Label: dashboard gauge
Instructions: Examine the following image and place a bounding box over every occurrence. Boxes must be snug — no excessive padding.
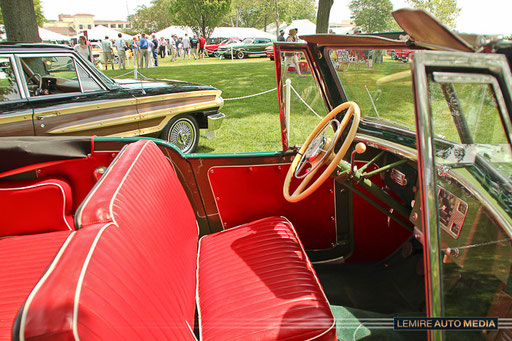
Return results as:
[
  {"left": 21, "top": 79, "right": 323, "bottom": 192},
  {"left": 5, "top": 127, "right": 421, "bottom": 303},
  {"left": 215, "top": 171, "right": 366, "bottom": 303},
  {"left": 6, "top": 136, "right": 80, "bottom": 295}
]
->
[{"left": 438, "top": 187, "right": 469, "bottom": 239}]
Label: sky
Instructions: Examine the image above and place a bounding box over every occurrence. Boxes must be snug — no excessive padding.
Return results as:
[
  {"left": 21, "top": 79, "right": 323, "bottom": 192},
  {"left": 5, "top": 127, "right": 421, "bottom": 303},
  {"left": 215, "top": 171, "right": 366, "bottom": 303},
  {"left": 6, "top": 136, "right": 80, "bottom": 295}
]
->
[{"left": 41, "top": 0, "right": 511, "bottom": 35}]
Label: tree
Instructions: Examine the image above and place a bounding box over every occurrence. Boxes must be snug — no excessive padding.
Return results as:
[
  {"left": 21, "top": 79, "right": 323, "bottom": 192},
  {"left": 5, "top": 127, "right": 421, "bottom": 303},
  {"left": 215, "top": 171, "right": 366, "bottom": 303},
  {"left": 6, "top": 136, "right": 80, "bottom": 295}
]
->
[
  {"left": 171, "top": 0, "right": 231, "bottom": 38},
  {"left": 287, "top": 0, "right": 316, "bottom": 22},
  {"left": 316, "top": 0, "right": 333, "bottom": 33},
  {"left": 128, "top": 0, "right": 175, "bottom": 34},
  {"left": 406, "top": 0, "right": 460, "bottom": 29},
  {"left": 0, "top": 0, "right": 41, "bottom": 42},
  {"left": 349, "top": 0, "right": 393, "bottom": 33},
  {"left": 223, "top": 0, "right": 316, "bottom": 32},
  {"left": 0, "top": 0, "right": 45, "bottom": 26}
]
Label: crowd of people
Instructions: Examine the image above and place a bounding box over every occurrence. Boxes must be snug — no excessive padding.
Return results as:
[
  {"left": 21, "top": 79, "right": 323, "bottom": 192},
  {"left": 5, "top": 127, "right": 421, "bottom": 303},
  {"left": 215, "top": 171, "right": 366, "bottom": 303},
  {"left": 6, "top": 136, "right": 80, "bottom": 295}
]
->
[{"left": 73, "top": 32, "right": 208, "bottom": 70}]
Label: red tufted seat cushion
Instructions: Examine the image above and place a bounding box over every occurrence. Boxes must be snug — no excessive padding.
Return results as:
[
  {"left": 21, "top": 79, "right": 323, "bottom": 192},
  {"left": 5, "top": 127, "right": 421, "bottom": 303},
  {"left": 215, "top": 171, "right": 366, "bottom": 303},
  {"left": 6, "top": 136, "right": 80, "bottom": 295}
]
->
[
  {"left": 0, "top": 178, "right": 74, "bottom": 237},
  {"left": 0, "top": 231, "right": 72, "bottom": 340},
  {"left": 198, "top": 216, "right": 336, "bottom": 341}
]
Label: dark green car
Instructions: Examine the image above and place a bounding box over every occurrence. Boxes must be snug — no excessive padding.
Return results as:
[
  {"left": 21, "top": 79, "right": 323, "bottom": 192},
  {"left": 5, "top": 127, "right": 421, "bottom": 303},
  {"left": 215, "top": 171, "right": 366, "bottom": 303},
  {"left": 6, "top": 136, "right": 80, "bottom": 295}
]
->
[{"left": 217, "top": 37, "right": 275, "bottom": 59}]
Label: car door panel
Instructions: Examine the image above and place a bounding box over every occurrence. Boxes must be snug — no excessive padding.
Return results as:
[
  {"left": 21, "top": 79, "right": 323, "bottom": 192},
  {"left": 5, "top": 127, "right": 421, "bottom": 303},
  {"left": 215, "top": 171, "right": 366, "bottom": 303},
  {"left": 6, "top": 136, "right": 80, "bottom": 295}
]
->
[
  {"left": 0, "top": 102, "right": 34, "bottom": 136},
  {"left": 188, "top": 153, "right": 337, "bottom": 250},
  {"left": 31, "top": 92, "right": 141, "bottom": 137}
]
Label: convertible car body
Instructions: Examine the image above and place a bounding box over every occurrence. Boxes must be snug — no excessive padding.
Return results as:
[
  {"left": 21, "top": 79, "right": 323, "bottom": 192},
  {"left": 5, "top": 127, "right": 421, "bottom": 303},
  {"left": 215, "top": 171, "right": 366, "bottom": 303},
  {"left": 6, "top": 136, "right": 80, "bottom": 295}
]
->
[{"left": 1, "top": 9, "right": 512, "bottom": 341}]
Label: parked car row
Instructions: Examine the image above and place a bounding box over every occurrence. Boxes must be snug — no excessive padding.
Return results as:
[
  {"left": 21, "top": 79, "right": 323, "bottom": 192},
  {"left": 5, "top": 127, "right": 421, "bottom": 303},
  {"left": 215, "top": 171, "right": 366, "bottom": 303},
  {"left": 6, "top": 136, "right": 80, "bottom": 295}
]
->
[
  {"left": 216, "top": 37, "right": 275, "bottom": 59},
  {"left": 205, "top": 38, "right": 240, "bottom": 57}
]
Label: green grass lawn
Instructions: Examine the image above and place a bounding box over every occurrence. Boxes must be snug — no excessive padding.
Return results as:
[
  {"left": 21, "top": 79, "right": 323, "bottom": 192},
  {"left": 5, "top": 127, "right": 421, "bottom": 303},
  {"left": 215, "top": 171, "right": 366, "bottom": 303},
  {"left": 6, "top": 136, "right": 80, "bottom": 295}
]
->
[
  {"left": 104, "top": 56, "right": 284, "bottom": 153},
  {"left": 102, "top": 54, "right": 508, "bottom": 157}
]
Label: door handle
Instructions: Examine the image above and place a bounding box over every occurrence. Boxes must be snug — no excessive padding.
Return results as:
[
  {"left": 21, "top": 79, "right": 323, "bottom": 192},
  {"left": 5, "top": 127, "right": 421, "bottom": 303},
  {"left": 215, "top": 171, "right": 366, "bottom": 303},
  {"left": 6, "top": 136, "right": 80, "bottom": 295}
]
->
[{"left": 36, "top": 113, "right": 58, "bottom": 120}]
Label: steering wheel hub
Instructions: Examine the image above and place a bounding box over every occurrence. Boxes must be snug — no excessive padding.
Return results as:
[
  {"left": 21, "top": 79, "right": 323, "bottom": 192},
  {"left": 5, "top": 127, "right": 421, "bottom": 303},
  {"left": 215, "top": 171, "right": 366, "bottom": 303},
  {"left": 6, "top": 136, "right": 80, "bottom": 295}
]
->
[{"left": 283, "top": 101, "right": 361, "bottom": 202}]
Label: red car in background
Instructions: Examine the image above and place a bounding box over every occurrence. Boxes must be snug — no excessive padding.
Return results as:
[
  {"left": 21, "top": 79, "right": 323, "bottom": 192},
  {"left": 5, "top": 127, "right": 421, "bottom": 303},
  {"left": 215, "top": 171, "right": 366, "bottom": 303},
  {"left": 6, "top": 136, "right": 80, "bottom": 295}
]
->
[
  {"left": 265, "top": 45, "right": 274, "bottom": 60},
  {"left": 206, "top": 38, "right": 240, "bottom": 57},
  {"left": 391, "top": 49, "right": 414, "bottom": 62}
]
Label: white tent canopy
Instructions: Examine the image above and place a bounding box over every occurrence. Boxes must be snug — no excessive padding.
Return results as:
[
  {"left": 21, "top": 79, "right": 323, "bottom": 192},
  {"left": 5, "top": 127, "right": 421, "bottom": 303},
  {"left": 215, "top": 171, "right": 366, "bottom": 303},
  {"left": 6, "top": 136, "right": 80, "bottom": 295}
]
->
[
  {"left": 154, "top": 26, "right": 194, "bottom": 38},
  {"left": 38, "top": 27, "right": 70, "bottom": 41},
  {"left": 154, "top": 25, "right": 275, "bottom": 40},
  {"left": 284, "top": 19, "right": 316, "bottom": 36},
  {"left": 78, "top": 25, "right": 132, "bottom": 41},
  {"left": 210, "top": 27, "right": 275, "bottom": 39}
]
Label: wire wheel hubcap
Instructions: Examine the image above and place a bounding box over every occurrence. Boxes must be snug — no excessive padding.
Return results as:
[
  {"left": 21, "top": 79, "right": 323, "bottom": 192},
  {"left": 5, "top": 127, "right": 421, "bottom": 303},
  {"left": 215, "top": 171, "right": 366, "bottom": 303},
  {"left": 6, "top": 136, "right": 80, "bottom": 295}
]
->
[{"left": 169, "top": 119, "right": 195, "bottom": 153}]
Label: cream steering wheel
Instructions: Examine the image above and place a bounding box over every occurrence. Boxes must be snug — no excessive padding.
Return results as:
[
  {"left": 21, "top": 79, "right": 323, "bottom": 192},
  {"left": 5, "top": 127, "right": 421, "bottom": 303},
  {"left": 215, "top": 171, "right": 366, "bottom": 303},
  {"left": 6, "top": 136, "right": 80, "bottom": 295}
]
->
[{"left": 283, "top": 101, "right": 361, "bottom": 203}]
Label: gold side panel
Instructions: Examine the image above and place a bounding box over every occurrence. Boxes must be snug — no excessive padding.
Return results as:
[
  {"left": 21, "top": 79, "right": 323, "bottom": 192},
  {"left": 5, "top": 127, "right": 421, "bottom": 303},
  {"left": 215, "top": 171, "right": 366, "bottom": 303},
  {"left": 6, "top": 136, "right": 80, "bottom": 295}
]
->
[{"left": 0, "top": 110, "right": 34, "bottom": 136}]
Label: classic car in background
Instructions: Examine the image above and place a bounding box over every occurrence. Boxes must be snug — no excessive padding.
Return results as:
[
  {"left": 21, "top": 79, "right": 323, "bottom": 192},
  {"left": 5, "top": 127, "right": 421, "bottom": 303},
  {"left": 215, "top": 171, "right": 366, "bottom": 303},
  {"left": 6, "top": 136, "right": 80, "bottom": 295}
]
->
[
  {"left": 0, "top": 44, "right": 224, "bottom": 153},
  {"left": 265, "top": 45, "right": 274, "bottom": 60},
  {"left": 1, "top": 8, "right": 512, "bottom": 341},
  {"left": 217, "top": 37, "right": 275, "bottom": 59},
  {"left": 205, "top": 38, "right": 240, "bottom": 57},
  {"left": 391, "top": 48, "right": 415, "bottom": 61}
]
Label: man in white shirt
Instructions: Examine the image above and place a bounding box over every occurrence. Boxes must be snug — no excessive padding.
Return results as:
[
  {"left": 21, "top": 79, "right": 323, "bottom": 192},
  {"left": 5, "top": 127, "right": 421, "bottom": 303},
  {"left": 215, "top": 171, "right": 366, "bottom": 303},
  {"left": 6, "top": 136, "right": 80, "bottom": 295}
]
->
[
  {"left": 182, "top": 33, "right": 190, "bottom": 59},
  {"left": 115, "top": 33, "right": 127, "bottom": 70}
]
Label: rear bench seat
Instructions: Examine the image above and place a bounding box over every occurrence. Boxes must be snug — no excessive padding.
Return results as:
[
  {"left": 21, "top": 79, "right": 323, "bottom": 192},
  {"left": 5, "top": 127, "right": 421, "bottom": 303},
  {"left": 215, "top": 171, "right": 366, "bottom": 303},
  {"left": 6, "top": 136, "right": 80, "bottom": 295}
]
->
[
  {"left": 0, "top": 178, "right": 74, "bottom": 339},
  {"left": 17, "top": 140, "right": 335, "bottom": 340}
]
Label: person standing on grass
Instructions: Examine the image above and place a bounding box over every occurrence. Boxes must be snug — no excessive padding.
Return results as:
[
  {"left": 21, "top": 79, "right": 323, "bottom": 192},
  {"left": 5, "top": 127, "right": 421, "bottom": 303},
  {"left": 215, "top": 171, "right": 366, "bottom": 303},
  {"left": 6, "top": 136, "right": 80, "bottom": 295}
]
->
[
  {"left": 138, "top": 33, "right": 150, "bottom": 68},
  {"left": 169, "top": 35, "right": 177, "bottom": 61},
  {"left": 198, "top": 35, "right": 206, "bottom": 59},
  {"left": 277, "top": 29, "right": 285, "bottom": 42},
  {"left": 74, "top": 35, "right": 93, "bottom": 62},
  {"left": 115, "top": 33, "right": 127, "bottom": 70},
  {"left": 101, "top": 36, "right": 114, "bottom": 70},
  {"left": 182, "top": 33, "right": 190, "bottom": 59},
  {"left": 151, "top": 34, "right": 159, "bottom": 67},
  {"left": 190, "top": 34, "right": 198, "bottom": 60},
  {"left": 131, "top": 36, "right": 140, "bottom": 68},
  {"left": 283, "top": 28, "right": 305, "bottom": 78},
  {"left": 159, "top": 37, "right": 166, "bottom": 59}
]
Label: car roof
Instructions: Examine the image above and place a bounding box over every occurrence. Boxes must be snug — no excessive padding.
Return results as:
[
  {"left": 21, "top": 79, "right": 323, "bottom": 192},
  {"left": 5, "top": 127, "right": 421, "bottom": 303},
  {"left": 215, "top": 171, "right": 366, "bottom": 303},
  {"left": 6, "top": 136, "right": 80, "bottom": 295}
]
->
[{"left": 0, "top": 43, "right": 74, "bottom": 53}]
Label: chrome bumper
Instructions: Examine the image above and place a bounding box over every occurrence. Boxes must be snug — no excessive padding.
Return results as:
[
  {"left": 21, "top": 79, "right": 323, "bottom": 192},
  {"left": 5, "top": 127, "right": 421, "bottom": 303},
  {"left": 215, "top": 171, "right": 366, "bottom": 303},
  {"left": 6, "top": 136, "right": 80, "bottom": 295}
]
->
[
  {"left": 204, "top": 112, "right": 225, "bottom": 139},
  {"left": 207, "top": 112, "right": 225, "bottom": 131}
]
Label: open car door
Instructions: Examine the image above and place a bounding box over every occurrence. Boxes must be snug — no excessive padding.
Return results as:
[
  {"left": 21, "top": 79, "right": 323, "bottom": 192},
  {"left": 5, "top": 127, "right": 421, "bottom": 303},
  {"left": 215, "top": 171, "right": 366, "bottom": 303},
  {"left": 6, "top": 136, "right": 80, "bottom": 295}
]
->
[{"left": 411, "top": 50, "right": 512, "bottom": 339}]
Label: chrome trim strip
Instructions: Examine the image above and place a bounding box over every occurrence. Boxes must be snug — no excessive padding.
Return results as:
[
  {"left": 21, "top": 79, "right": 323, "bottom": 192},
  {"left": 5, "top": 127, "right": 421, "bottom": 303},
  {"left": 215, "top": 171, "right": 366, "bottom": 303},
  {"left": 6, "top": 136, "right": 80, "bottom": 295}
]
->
[
  {"left": 412, "top": 52, "right": 444, "bottom": 330},
  {"left": 355, "top": 134, "right": 418, "bottom": 161}
]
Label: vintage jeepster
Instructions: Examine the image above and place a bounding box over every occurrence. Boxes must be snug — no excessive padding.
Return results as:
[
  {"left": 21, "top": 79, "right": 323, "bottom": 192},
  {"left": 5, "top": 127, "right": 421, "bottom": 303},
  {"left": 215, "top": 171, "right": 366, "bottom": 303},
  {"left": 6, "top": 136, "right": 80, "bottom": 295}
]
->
[{"left": 0, "top": 9, "right": 511, "bottom": 341}]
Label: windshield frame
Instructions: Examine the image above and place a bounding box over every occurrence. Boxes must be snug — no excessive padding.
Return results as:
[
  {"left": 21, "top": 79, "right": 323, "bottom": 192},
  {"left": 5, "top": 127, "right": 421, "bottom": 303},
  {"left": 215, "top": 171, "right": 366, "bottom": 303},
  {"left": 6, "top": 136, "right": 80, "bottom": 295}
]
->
[{"left": 412, "top": 50, "right": 512, "bottom": 328}]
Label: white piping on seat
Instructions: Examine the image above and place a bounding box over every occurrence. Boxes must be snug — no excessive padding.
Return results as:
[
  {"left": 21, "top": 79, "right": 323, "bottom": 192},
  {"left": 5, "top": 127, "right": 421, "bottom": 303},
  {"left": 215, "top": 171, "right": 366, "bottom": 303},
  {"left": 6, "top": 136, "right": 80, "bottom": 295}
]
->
[
  {"left": 19, "top": 231, "right": 77, "bottom": 341},
  {"left": 76, "top": 140, "right": 151, "bottom": 228},
  {"left": 196, "top": 235, "right": 204, "bottom": 341},
  {"left": 280, "top": 216, "right": 336, "bottom": 341},
  {"left": 73, "top": 223, "right": 114, "bottom": 341},
  {"left": 0, "top": 182, "right": 73, "bottom": 231}
]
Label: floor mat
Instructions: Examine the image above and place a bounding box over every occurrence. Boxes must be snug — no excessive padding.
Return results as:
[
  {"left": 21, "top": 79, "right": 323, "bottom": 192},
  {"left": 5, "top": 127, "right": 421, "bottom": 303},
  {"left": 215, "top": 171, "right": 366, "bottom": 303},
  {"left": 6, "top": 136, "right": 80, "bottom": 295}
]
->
[
  {"left": 330, "top": 305, "right": 426, "bottom": 340},
  {"left": 314, "top": 240, "right": 426, "bottom": 314}
]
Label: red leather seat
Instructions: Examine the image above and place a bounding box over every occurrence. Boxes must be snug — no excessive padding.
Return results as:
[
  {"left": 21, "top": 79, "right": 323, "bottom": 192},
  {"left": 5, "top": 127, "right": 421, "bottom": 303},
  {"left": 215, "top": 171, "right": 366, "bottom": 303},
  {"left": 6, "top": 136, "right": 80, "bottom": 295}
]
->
[
  {"left": 198, "top": 216, "right": 335, "bottom": 340},
  {"left": 18, "top": 140, "right": 336, "bottom": 340},
  {"left": 0, "top": 231, "right": 72, "bottom": 340},
  {"left": 0, "top": 177, "right": 74, "bottom": 237}
]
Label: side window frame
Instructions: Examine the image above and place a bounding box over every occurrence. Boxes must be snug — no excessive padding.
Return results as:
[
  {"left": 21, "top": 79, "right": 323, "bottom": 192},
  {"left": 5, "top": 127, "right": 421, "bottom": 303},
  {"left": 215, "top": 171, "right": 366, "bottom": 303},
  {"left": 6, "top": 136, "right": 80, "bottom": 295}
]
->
[
  {"left": 14, "top": 52, "right": 106, "bottom": 99},
  {"left": 0, "top": 54, "right": 27, "bottom": 101}
]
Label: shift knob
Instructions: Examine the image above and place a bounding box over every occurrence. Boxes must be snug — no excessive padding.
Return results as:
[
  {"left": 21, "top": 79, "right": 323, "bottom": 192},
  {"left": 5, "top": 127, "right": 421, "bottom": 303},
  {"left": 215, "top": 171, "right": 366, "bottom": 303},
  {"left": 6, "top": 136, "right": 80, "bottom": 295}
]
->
[{"left": 355, "top": 142, "right": 366, "bottom": 154}]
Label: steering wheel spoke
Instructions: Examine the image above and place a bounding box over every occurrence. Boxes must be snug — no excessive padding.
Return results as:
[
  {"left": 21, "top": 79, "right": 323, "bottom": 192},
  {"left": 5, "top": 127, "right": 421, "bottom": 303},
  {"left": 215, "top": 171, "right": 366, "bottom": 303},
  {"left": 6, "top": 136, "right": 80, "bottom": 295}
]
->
[{"left": 283, "top": 101, "right": 361, "bottom": 202}]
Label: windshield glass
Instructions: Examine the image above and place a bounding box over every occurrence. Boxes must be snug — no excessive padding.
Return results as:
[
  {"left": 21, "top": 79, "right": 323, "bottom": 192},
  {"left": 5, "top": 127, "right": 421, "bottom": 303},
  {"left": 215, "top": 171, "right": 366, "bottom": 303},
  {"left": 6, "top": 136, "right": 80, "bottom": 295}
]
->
[
  {"left": 327, "top": 48, "right": 415, "bottom": 130},
  {"left": 429, "top": 73, "right": 512, "bottom": 173},
  {"left": 79, "top": 55, "right": 118, "bottom": 88}
]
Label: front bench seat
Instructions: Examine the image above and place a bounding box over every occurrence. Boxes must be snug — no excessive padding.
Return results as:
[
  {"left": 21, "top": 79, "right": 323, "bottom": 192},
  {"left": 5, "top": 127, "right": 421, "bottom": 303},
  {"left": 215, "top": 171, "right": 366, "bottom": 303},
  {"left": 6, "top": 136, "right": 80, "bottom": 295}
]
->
[
  {"left": 198, "top": 216, "right": 335, "bottom": 340},
  {"left": 17, "top": 140, "right": 335, "bottom": 340}
]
